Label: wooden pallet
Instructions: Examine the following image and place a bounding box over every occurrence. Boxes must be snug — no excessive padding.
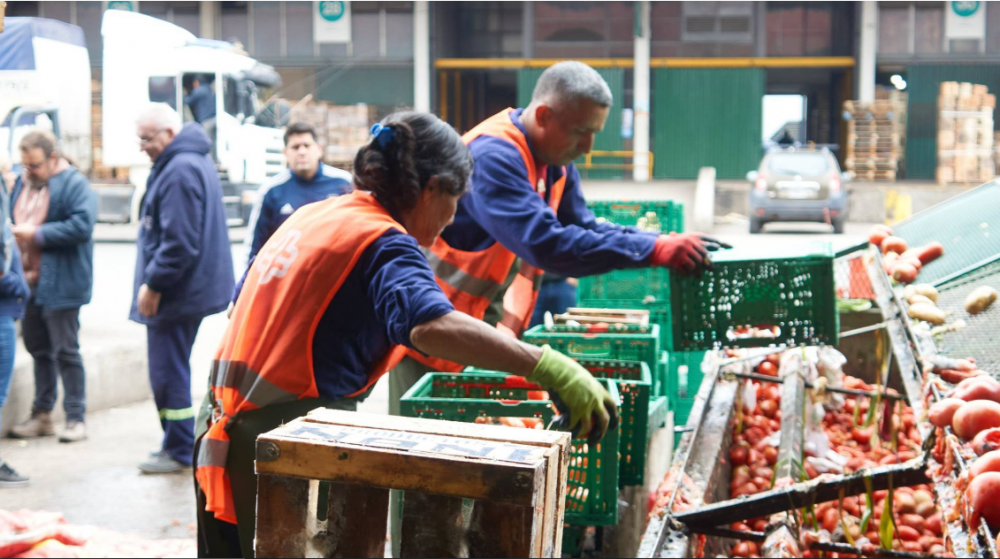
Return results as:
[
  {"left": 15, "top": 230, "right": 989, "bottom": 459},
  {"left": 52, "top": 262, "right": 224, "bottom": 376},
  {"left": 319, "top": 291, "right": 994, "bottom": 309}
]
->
[
  {"left": 850, "top": 169, "right": 897, "bottom": 181},
  {"left": 255, "top": 410, "right": 571, "bottom": 558}
]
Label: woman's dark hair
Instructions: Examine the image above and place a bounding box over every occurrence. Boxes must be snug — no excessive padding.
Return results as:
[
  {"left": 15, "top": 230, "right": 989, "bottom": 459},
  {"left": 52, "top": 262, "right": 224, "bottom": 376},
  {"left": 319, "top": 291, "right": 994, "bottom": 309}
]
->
[{"left": 353, "top": 112, "right": 473, "bottom": 216}]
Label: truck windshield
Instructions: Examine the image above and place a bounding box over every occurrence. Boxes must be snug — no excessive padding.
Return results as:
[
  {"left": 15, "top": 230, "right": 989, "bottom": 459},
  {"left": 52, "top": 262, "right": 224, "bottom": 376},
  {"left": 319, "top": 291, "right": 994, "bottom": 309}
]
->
[{"left": 768, "top": 153, "right": 829, "bottom": 176}]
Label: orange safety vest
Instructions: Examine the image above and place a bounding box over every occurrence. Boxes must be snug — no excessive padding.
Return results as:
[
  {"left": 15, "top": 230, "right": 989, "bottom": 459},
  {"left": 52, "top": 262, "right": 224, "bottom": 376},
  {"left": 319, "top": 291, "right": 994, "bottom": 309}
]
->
[
  {"left": 195, "top": 191, "right": 408, "bottom": 524},
  {"left": 405, "top": 108, "right": 566, "bottom": 372}
]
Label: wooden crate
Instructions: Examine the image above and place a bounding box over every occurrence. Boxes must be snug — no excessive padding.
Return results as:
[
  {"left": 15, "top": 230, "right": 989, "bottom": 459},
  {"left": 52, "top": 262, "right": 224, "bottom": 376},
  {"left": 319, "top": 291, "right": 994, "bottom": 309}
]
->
[{"left": 255, "top": 409, "right": 571, "bottom": 558}]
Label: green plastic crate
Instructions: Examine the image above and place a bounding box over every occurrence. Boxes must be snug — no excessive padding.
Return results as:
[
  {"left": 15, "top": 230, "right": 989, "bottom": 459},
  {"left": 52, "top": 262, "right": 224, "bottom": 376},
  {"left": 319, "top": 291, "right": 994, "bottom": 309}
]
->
[
  {"left": 523, "top": 324, "right": 660, "bottom": 384},
  {"left": 578, "top": 267, "right": 671, "bottom": 302},
  {"left": 581, "top": 360, "right": 652, "bottom": 487},
  {"left": 668, "top": 351, "right": 707, "bottom": 404},
  {"left": 400, "top": 371, "right": 621, "bottom": 526},
  {"left": 576, "top": 299, "right": 673, "bottom": 357},
  {"left": 668, "top": 243, "right": 839, "bottom": 350},
  {"left": 649, "top": 395, "right": 668, "bottom": 433},
  {"left": 588, "top": 200, "right": 685, "bottom": 233}
]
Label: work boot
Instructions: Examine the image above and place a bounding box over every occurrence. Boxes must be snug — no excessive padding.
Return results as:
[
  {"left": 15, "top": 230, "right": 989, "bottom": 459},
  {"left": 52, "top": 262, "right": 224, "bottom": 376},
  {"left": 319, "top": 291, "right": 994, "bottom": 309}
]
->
[
  {"left": 58, "top": 421, "right": 87, "bottom": 443},
  {"left": 8, "top": 409, "right": 55, "bottom": 439},
  {"left": 0, "top": 462, "right": 29, "bottom": 488},
  {"left": 139, "top": 452, "right": 189, "bottom": 475}
]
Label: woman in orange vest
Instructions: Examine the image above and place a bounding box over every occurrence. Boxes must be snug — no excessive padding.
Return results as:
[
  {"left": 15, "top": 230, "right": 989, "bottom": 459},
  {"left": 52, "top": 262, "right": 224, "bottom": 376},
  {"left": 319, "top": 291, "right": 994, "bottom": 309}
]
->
[{"left": 193, "top": 112, "right": 618, "bottom": 558}]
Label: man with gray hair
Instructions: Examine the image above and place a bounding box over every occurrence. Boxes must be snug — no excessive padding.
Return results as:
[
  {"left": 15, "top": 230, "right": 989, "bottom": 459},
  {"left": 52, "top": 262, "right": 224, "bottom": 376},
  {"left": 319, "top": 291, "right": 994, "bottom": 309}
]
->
[
  {"left": 7, "top": 129, "right": 96, "bottom": 444},
  {"left": 393, "top": 60, "right": 727, "bottom": 396},
  {"left": 130, "top": 103, "right": 234, "bottom": 474}
]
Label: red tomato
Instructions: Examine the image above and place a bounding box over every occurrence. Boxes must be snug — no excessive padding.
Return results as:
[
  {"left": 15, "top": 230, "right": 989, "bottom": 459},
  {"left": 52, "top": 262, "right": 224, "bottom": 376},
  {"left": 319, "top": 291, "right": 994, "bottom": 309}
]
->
[{"left": 758, "top": 361, "right": 778, "bottom": 377}]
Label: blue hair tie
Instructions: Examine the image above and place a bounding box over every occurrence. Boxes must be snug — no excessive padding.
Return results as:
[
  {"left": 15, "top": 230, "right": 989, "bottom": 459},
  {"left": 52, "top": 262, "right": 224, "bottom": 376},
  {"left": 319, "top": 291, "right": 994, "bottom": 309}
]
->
[{"left": 370, "top": 123, "right": 395, "bottom": 149}]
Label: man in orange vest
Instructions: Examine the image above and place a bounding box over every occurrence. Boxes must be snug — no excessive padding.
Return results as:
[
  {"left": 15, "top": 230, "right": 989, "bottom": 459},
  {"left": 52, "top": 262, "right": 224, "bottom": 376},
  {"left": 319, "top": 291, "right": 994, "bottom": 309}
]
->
[{"left": 390, "top": 61, "right": 729, "bottom": 413}]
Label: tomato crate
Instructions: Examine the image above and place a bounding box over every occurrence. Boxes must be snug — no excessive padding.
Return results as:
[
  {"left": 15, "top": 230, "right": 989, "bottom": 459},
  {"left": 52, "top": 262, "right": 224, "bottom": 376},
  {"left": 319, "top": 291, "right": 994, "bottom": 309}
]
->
[
  {"left": 577, "top": 267, "right": 671, "bottom": 302},
  {"left": 580, "top": 359, "right": 652, "bottom": 487},
  {"left": 668, "top": 244, "right": 839, "bottom": 350},
  {"left": 400, "top": 371, "right": 621, "bottom": 526},
  {"left": 649, "top": 395, "right": 669, "bottom": 434},
  {"left": 575, "top": 299, "right": 673, "bottom": 359},
  {"left": 588, "top": 200, "right": 684, "bottom": 233},
  {"left": 522, "top": 324, "right": 661, "bottom": 382}
]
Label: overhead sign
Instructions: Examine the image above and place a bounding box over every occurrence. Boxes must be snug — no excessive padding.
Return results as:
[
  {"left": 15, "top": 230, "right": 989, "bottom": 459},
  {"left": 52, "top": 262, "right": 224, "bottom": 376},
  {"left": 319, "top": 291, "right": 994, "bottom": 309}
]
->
[
  {"left": 106, "top": 1, "right": 137, "bottom": 11},
  {"left": 945, "top": 1, "right": 985, "bottom": 40},
  {"left": 315, "top": 1, "right": 351, "bottom": 44}
]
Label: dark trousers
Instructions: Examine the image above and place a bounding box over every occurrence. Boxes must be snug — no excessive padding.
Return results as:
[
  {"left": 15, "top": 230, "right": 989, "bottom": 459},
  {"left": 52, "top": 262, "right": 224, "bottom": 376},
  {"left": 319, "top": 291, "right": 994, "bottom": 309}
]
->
[
  {"left": 195, "top": 397, "right": 360, "bottom": 559},
  {"left": 529, "top": 279, "right": 578, "bottom": 328},
  {"left": 148, "top": 318, "right": 202, "bottom": 465},
  {"left": 22, "top": 296, "right": 86, "bottom": 422}
]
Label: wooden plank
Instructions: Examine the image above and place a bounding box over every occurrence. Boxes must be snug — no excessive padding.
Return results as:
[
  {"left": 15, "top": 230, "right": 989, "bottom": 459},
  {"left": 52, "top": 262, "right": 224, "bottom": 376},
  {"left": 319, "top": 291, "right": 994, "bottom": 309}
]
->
[
  {"left": 255, "top": 474, "right": 309, "bottom": 558},
  {"left": 318, "top": 482, "right": 390, "bottom": 558},
  {"left": 258, "top": 424, "right": 545, "bottom": 507},
  {"left": 305, "top": 408, "right": 569, "bottom": 448},
  {"left": 400, "top": 493, "right": 470, "bottom": 558},
  {"left": 539, "top": 445, "right": 560, "bottom": 558}
]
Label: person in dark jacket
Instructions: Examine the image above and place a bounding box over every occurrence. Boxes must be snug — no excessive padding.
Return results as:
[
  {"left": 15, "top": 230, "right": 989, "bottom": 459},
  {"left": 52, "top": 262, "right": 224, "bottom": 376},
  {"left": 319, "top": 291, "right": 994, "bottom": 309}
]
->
[
  {"left": 131, "top": 104, "right": 235, "bottom": 474},
  {"left": 0, "top": 168, "right": 31, "bottom": 487},
  {"left": 7, "top": 130, "right": 96, "bottom": 445}
]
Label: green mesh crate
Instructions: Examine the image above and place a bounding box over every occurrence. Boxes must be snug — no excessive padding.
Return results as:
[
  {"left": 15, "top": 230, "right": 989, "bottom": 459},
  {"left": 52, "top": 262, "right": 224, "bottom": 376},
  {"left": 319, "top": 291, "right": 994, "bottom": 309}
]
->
[
  {"left": 649, "top": 395, "right": 668, "bottom": 433},
  {"left": 668, "top": 351, "right": 707, "bottom": 404},
  {"left": 588, "top": 200, "right": 685, "bottom": 233},
  {"left": 581, "top": 360, "right": 652, "bottom": 487},
  {"left": 575, "top": 299, "right": 674, "bottom": 360},
  {"left": 578, "top": 267, "right": 671, "bottom": 302},
  {"left": 400, "top": 371, "right": 621, "bottom": 526},
  {"left": 522, "top": 324, "right": 660, "bottom": 375},
  {"left": 668, "top": 244, "right": 839, "bottom": 350}
]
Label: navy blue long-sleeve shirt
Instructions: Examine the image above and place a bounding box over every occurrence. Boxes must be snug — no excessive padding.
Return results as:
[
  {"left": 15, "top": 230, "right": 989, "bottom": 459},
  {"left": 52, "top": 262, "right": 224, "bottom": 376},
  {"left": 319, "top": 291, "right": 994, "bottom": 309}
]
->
[
  {"left": 235, "top": 228, "right": 454, "bottom": 400},
  {"left": 244, "top": 163, "right": 353, "bottom": 264},
  {"left": 440, "top": 108, "right": 659, "bottom": 278},
  {"left": 183, "top": 84, "right": 216, "bottom": 123}
]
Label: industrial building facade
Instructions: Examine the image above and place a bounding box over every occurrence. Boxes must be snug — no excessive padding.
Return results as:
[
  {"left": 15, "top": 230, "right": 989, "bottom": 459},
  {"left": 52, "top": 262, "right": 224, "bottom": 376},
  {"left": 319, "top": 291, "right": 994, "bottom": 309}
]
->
[{"left": 5, "top": 0, "right": 1000, "bottom": 180}]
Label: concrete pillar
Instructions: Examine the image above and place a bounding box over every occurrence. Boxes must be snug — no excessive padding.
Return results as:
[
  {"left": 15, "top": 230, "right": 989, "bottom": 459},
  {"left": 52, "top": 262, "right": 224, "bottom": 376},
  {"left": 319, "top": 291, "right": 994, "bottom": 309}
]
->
[
  {"left": 633, "top": 1, "right": 651, "bottom": 182},
  {"left": 413, "top": 1, "right": 431, "bottom": 113},
  {"left": 522, "top": 2, "right": 534, "bottom": 58},
  {"left": 199, "top": 1, "right": 215, "bottom": 39},
  {"left": 858, "top": 0, "right": 877, "bottom": 102}
]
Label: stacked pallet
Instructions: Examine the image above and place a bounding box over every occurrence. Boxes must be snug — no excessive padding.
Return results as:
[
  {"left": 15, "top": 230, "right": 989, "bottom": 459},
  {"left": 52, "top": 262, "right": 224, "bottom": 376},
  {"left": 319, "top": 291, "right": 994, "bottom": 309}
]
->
[
  {"left": 937, "top": 81, "right": 996, "bottom": 185},
  {"left": 89, "top": 79, "right": 129, "bottom": 182},
  {"left": 876, "top": 86, "right": 908, "bottom": 172},
  {"left": 843, "top": 96, "right": 905, "bottom": 181},
  {"left": 288, "top": 100, "right": 373, "bottom": 169}
]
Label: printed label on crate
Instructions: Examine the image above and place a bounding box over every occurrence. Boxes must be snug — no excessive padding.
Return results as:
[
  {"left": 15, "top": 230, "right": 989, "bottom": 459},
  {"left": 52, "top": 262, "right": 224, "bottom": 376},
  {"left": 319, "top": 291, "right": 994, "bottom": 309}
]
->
[{"left": 273, "top": 422, "right": 548, "bottom": 464}]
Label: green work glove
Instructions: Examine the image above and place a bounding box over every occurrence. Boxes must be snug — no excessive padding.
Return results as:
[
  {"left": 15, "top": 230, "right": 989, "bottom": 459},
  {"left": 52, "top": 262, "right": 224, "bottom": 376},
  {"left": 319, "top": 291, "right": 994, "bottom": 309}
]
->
[{"left": 528, "top": 345, "right": 619, "bottom": 442}]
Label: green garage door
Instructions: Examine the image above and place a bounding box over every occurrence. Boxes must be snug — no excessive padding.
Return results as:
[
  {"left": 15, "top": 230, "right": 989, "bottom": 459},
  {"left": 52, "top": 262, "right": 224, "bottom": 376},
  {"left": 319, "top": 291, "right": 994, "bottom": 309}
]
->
[
  {"left": 905, "top": 64, "right": 1000, "bottom": 180},
  {"left": 517, "top": 67, "right": 625, "bottom": 180},
  {"left": 317, "top": 66, "right": 414, "bottom": 108},
  {"left": 652, "top": 68, "right": 764, "bottom": 180}
]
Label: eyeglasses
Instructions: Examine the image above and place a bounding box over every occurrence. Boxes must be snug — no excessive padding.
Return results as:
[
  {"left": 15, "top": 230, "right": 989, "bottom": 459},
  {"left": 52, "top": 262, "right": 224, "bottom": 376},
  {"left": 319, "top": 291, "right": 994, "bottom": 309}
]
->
[
  {"left": 22, "top": 159, "right": 51, "bottom": 172},
  {"left": 138, "top": 128, "right": 167, "bottom": 145}
]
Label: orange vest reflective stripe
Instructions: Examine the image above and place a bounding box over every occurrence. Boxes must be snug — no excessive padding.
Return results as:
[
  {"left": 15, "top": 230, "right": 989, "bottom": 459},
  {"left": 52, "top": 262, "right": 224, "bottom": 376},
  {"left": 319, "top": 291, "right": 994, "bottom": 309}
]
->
[
  {"left": 195, "top": 191, "right": 408, "bottom": 524},
  {"left": 406, "top": 109, "right": 566, "bottom": 372}
]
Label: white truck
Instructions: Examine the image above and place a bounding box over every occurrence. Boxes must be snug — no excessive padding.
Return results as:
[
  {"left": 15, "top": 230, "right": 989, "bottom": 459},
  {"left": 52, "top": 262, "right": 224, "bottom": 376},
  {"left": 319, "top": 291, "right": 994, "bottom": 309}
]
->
[
  {"left": 0, "top": 18, "right": 92, "bottom": 177},
  {"left": 101, "top": 10, "right": 287, "bottom": 225}
]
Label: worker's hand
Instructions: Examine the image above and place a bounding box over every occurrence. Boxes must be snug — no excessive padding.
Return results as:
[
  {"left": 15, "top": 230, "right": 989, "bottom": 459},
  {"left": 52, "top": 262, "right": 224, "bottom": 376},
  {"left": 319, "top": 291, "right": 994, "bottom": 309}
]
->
[
  {"left": 11, "top": 224, "right": 37, "bottom": 245},
  {"left": 137, "top": 284, "right": 162, "bottom": 318},
  {"left": 527, "top": 345, "right": 618, "bottom": 442},
  {"left": 650, "top": 232, "right": 731, "bottom": 274}
]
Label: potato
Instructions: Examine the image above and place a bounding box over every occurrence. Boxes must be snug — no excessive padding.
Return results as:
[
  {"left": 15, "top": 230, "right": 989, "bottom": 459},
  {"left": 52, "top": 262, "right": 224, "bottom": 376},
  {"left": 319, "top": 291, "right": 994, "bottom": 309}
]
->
[
  {"left": 908, "top": 303, "right": 946, "bottom": 325},
  {"left": 903, "top": 285, "right": 917, "bottom": 300},
  {"left": 912, "top": 283, "right": 939, "bottom": 303},
  {"left": 965, "top": 286, "right": 999, "bottom": 315},
  {"left": 953, "top": 400, "right": 1000, "bottom": 440},
  {"left": 928, "top": 397, "right": 966, "bottom": 428},
  {"left": 907, "top": 294, "right": 934, "bottom": 306},
  {"left": 893, "top": 262, "right": 919, "bottom": 284}
]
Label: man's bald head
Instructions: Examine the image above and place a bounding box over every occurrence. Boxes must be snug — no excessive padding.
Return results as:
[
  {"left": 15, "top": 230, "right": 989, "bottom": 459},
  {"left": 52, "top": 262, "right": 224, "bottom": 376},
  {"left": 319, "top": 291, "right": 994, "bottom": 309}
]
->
[
  {"left": 522, "top": 61, "right": 612, "bottom": 166},
  {"left": 530, "top": 61, "right": 613, "bottom": 111}
]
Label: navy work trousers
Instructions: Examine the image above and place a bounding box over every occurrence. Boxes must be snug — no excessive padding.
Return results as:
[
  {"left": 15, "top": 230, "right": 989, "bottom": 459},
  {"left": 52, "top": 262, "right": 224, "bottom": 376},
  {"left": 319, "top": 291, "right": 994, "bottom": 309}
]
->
[{"left": 147, "top": 317, "right": 202, "bottom": 465}]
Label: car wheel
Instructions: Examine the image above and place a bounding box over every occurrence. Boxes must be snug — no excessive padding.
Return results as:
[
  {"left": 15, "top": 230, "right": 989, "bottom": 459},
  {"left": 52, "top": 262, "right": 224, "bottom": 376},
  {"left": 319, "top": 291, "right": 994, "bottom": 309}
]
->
[
  {"left": 750, "top": 217, "right": 764, "bottom": 234},
  {"left": 832, "top": 219, "right": 845, "bottom": 234}
]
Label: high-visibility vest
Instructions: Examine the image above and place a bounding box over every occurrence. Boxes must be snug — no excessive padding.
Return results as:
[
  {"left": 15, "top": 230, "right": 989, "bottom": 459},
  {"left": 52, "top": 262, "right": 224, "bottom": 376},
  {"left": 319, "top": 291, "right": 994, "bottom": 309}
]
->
[
  {"left": 406, "top": 108, "right": 566, "bottom": 373},
  {"left": 195, "top": 191, "right": 409, "bottom": 524}
]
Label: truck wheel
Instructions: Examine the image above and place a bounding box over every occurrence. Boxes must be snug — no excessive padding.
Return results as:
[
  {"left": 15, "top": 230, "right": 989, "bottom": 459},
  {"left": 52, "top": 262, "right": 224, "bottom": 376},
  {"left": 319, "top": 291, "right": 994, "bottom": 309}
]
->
[{"left": 749, "top": 217, "right": 764, "bottom": 234}]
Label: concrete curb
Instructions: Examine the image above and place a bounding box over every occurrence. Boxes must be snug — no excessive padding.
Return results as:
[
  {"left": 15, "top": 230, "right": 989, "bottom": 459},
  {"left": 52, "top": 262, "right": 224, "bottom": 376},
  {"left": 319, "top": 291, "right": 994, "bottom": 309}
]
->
[{"left": 1, "top": 338, "right": 149, "bottom": 436}]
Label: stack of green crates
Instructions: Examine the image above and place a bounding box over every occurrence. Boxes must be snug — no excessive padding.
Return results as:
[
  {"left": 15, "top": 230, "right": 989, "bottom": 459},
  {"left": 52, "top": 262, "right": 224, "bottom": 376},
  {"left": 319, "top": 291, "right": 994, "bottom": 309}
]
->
[
  {"left": 669, "top": 243, "right": 839, "bottom": 351},
  {"left": 400, "top": 371, "right": 621, "bottom": 527},
  {"left": 522, "top": 324, "right": 660, "bottom": 381},
  {"left": 588, "top": 200, "right": 684, "bottom": 232}
]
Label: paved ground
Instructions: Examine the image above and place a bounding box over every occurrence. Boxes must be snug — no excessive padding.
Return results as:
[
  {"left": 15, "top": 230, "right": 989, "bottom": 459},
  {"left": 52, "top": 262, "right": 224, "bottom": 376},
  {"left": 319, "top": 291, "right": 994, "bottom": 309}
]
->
[{"left": 0, "top": 219, "right": 870, "bottom": 547}]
